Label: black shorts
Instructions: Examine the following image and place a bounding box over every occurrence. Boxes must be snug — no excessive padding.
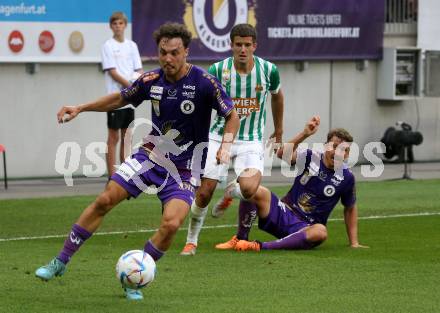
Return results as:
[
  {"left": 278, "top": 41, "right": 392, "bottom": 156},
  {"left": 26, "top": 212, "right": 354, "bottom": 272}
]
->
[{"left": 107, "top": 108, "right": 134, "bottom": 129}]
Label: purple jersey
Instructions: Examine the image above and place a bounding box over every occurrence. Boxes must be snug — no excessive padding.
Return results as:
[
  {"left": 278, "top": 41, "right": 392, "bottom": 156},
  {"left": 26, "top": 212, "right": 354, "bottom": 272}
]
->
[
  {"left": 120, "top": 65, "right": 233, "bottom": 174},
  {"left": 282, "top": 149, "right": 356, "bottom": 225}
]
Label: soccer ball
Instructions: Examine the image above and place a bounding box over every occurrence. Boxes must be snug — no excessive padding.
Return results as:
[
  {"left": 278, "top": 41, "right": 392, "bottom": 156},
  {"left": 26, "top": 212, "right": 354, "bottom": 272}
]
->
[{"left": 116, "top": 250, "right": 156, "bottom": 289}]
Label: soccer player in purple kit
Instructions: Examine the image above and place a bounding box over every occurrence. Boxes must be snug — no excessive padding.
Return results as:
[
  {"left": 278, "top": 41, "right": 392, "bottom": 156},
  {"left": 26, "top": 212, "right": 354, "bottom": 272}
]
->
[
  {"left": 35, "top": 23, "right": 239, "bottom": 300},
  {"left": 229, "top": 116, "right": 369, "bottom": 252}
]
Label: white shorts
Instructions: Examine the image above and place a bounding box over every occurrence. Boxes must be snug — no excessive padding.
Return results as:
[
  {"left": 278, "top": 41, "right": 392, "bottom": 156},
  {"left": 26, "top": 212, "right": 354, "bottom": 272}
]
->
[{"left": 203, "top": 138, "right": 264, "bottom": 181}]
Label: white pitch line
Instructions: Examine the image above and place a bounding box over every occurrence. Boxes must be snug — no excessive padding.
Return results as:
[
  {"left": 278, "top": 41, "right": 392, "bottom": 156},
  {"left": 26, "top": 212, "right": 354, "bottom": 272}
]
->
[{"left": 1, "top": 212, "right": 439, "bottom": 243}]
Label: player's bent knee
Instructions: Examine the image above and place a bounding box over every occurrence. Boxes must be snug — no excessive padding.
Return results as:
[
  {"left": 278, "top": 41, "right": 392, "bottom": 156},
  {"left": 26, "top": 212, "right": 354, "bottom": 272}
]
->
[
  {"left": 240, "top": 185, "right": 259, "bottom": 199},
  {"left": 308, "top": 224, "right": 328, "bottom": 243}
]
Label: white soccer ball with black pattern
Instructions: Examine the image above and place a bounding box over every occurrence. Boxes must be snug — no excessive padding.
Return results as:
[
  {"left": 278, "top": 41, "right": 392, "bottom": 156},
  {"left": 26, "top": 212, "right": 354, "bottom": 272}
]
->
[{"left": 116, "top": 250, "right": 156, "bottom": 289}]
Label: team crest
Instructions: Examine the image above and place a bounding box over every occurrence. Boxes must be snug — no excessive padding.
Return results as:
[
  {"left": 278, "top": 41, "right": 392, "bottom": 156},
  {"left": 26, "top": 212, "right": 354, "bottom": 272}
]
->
[
  {"left": 323, "top": 185, "right": 336, "bottom": 197},
  {"left": 180, "top": 100, "right": 195, "bottom": 114},
  {"left": 255, "top": 84, "right": 263, "bottom": 92},
  {"left": 222, "top": 69, "right": 231, "bottom": 83}
]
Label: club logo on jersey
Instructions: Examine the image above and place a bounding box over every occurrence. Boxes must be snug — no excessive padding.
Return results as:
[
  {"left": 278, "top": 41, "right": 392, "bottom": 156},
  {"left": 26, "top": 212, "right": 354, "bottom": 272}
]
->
[
  {"left": 151, "top": 86, "right": 163, "bottom": 94},
  {"left": 180, "top": 100, "right": 195, "bottom": 114},
  {"left": 152, "top": 100, "right": 160, "bottom": 116},
  {"left": 232, "top": 97, "right": 260, "bottom": 117},
  {"left": 255, "top": 84, "right": 263, "bottom": 92},
  {"left": 323, "top": 185, "right": 336, "bottom": 197},
  {"left": 222, "top": 69, "right": 231, "bottom": 83},
  {"left": 187, "top": 0, "right": 249, "bottom": 53},
  {"left": 300, "top": 170, "right": 312, "bottom": 185}
]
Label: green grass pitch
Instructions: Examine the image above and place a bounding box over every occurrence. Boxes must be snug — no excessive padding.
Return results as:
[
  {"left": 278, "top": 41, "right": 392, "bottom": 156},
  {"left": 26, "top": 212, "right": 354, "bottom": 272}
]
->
[{"left": 0, "top": 179, "right": 439, "bottom": 313}]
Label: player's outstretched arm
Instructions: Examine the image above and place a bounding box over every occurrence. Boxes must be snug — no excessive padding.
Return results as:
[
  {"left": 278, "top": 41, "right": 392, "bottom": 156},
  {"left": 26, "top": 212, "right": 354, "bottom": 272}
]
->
[
  {"left": 276, "top": 115, "right": 320, "bottom": 164},
  {"left": 57, "top": 92, "right": 128, "bottom": 124},
  {"left": 344, "top": 204, "right": 369, "bottom": 248},
  {"left": 216, "top": 109, "right": 239, "bottom": 164}
]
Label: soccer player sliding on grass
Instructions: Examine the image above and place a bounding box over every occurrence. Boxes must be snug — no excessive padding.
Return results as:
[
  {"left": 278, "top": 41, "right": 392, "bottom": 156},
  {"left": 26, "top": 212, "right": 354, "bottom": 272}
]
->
[{"left": 228, "top": 116, "right": 369, "bottom": 252}]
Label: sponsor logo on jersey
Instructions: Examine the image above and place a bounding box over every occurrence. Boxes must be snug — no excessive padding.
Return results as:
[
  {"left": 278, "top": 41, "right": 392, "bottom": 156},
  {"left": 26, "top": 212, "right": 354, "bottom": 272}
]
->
[
  {"left": 183, "top": 84, "right": 195, "bottom": 90},
  {"left": 182, "top": 91, "right": 195, "bottom": 99},
  {"left": 216, "top": 89, "right": 229, "bottom": 111},
  {"left": 318, "top": 171, "right": 327, "bottom": 181},
  {"left": 298, "top": 193, "right": 313, "bottom": 213},
  {"left": 167, "top": 88, "right": 178, "bottom": 99},
  {"left": 180, "top": 100, "right": 195, "bottom": 114},
  {"left": 323, "top": 185, "right": 336, "bottom": 197},
  {"left": 142, "top": 72, "right": 160, "bottom": 83},
  {"left": 232, "top": 97, "right": 260, "bottom": 117},
  {"left": 150, "top": 93, "right": 162, "bottom": 100},
  {"left": 151, "top": 86, "right": 164, "bottom": 94}
]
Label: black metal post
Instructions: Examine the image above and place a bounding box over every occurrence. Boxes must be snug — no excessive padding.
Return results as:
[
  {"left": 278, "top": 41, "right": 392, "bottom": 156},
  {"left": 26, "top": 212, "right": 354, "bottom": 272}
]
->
[{"left": 2, "top": 151, "right": 7, "bottom": 189}]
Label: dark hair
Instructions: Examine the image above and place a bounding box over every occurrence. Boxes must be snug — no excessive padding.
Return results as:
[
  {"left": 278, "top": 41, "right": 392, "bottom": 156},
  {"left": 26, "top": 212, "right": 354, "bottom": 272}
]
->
[
  {"left": 153, "top": 22, "right": 192, "bottom": 48},
  {"left": 109, "top": 12, "right": 127, "bottom": 26},
  {"left": 327, "top": 128, "right": 353, "bottom": 143},
  {"left": 230, "top": 23, "right": 257, "bottom": 43}
]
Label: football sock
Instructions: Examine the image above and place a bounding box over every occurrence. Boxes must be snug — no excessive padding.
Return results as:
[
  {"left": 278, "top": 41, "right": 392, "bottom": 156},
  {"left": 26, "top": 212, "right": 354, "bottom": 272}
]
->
[
  {"left": 57, "top": 224, "right": 92, "bottom": 265},
  {"left": 236, "top": 200, "right": 257, "bottom": 240},
  {"left": 185, "top": 202, "right": 208, "bottom": 245},
  {"left": 261, "top": 230, "right": 313, "bottom": 250},
  {"left": 144, "top": 240, "right": 164, "bottom": 261}
]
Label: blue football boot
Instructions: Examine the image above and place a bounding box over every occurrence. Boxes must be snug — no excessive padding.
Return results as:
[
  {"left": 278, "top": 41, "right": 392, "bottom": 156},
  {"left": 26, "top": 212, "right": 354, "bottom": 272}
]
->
[
  {"left": 35, "top": 257, "right": 66, "bottom": 281},
  {"left": 124, "top": 288, "right": 144, "bottom": 300}
]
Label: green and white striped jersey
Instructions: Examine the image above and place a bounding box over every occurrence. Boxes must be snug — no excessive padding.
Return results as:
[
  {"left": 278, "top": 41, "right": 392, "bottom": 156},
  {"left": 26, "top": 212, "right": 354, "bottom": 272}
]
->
[{"left": 209, "top": 56, "right": 281, "bottom": 142}]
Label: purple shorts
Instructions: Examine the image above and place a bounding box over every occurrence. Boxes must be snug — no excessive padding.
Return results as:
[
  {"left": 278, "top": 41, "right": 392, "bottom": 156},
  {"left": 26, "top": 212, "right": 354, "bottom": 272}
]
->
[
  {"left": 111, "top": 150, "right": 196, "bottom": 207},
  {"left": 258, "top": 192, "right": 311, "bottom": 239}
]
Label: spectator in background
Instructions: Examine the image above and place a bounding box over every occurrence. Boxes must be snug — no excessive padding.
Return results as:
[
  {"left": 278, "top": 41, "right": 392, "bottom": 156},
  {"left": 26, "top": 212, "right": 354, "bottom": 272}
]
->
[{"left": 101, "top": 11, "right": 143, "bottom": 177}]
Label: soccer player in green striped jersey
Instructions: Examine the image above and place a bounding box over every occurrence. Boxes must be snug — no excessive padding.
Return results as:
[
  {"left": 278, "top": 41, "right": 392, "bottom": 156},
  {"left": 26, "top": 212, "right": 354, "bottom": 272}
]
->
[{"left": 181, "top": 24, "right": 284, "bottom": 255}]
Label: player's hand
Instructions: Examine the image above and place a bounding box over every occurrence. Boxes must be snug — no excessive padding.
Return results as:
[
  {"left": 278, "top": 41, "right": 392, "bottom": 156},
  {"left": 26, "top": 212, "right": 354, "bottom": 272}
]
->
[
  {"left": 350, "top": 243, "right": 370, "bottom": 248},
  {"left": 303, "top": 116, "right": 320, "bottom": 136},
  {"left": 268, "top": 130, "right": 283, "bottom": 155},
  {"left": 216, "top": 145, "right": 231, "bottom": 165},
  {"left": 57, "top": 106, "right": 80, "bottom": 124}
]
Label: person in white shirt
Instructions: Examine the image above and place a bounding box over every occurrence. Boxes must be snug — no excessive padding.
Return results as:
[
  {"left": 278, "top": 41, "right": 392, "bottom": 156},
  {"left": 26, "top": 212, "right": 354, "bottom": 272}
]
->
[{"left": 101, "top": 12, "right": 143, "bottom": 177}]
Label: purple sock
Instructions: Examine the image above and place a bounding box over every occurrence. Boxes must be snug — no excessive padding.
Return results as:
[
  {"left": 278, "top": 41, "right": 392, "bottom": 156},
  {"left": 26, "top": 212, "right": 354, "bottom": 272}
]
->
[
  {"left": 57, "top": 224, "right": 92, "bottom": 265},
  {"left": 261, "top": 230, "right": 313, "bottom": 250},
  {"left": 236, "top": 200, "right": 257, "bottom": 240},
  {"left": 144, "top": 240, "right": 164, "bottom": 261}
]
